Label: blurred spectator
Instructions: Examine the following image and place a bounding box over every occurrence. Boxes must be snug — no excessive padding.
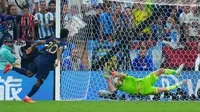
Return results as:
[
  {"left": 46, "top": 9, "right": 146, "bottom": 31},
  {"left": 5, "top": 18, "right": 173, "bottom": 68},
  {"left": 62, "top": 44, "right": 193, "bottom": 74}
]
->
[
  {"left": 62, "top": 48, "right": 84, "bottom": 71},
  {"left": 99, "top": 4, "right": 114, "bottom": 44},
  {"left": 48, "top": 0, "right": 56, "bottom": 17},
  {"left": 139, "top": 41, "right": 147, "bottom": 50},
  {"left": 0, "top": 37, "right": 15, "bottom": 70},
  {"left": 195, "top": 43, "right": 200, "bottom": 71},
  {"left": 0, "top": 0, "right": 8, "bottom": 14},
  {"left": 0, "top": 13, "right": 6, "bottom": 37},
  {"left": 132, "top": 2, "right": 152, "bottom": 41},
  {"left": 27, "top": 0, "right": 35, "bottom": 14},
  {"left": 197, "top": 7, "right": 200, "bottom": 38},
  {"left": 112, "top": 4, "right": 122, "bottom": 28},
  {"left": 92, "top": 6, "right": 104, "bottom": 40},
  {"left": 179, "top": 6, "right": 189, "bottom": 42},
  {"left": 115, "top": 4, "right": 122, "bottom": 15},
  {"left": 179, "top": 6, "right": 188, "bottom": 24},
  {"left": 118, "top": 7, "right": 132, "bottom": 29},
  {"left": 165, "top": 12, "right": 179, "bottom": 44},
  {"left": 8, "top": 0, "right": 26, "bottom": 15},
  {"left": 171, "top": 6, "right": 179, "bottom": 24},
  {"left": 151, "top": 16, "right": 164, "bottom": 41},
  {"left": 34, "top": 1, "right": 54, "bottom": 39},
  {"left": 35, "top": 0, "right": 51, "bottom": 11},
  {"left": 6, "top": 5, "right": 21, "bottom": 40},
  {"left": 48, "top": 0, "right": 56, "bottom": 33},
  {"left": 61, "top": 4, "right": 68, "bottom": 28},
  {"left": 132, "top": 48, "right": 153, "bottom": 71},
  {"left": 62, "top": 4, "right": 68, "bottom": 15},
  {"left": 185, "top": 6, "right": 199, "bottom": 41},
  {"left": 18, "top": 5, "right": 35, "bottom": 40}
]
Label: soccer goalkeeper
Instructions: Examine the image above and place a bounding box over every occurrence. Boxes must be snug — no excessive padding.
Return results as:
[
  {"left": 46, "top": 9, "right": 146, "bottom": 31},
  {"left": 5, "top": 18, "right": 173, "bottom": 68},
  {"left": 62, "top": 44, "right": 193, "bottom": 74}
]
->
[{"left": 103, "top": 64, "right": 186, "bottom": 95}]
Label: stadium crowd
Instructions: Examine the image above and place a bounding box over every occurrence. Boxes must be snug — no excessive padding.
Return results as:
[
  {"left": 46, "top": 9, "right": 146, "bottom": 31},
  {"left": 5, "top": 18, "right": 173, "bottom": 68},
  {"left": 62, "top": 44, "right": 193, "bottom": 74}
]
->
[
  {"left": 89, "top": 0, "right": 200, "bottom": 71},
  {"left": 0, "top": 0, "right": 199, "bottom": 71}
]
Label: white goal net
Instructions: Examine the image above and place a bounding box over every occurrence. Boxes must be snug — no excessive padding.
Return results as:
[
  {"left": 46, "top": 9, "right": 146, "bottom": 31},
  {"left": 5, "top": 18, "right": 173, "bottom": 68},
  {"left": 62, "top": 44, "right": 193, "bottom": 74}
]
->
[{"left": 57, "top": 0, "right": 200, "bottom": 101}]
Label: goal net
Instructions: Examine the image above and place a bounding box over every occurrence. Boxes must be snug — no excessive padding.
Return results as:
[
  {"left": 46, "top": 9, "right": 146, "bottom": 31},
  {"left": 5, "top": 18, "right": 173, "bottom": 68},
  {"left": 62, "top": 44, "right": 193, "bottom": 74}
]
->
[{"left": 57, "top": 0, "right": 200, "bottom": 101}]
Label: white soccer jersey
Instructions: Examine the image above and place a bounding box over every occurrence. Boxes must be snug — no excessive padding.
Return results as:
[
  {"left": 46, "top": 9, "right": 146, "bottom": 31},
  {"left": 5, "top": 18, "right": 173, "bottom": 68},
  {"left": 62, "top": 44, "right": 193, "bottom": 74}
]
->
[{"left": 34, "top": 12, "right": 54, "bottom": 39}]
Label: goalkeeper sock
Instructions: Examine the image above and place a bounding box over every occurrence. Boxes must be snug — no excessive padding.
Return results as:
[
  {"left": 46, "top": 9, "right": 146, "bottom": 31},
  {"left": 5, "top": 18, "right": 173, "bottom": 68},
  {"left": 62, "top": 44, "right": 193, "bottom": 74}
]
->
[
  {"left": 12, "top": 67, "right": 28, "bottom": 76},
  {"left": 164, "top": 69, "right": 176, "bottom": 75},
  {"left": 27, "top": 84, "right": 41, "bottom": 97},
  {"left": 167, "top": 85, "right": 177, "bottom": 91}
]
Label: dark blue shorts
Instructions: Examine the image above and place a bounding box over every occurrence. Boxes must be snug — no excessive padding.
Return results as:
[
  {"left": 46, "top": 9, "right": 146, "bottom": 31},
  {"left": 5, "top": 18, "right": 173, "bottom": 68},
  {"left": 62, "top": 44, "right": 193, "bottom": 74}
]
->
[{"left": 28, "top": 54, "right": 53, "bottom": 80}]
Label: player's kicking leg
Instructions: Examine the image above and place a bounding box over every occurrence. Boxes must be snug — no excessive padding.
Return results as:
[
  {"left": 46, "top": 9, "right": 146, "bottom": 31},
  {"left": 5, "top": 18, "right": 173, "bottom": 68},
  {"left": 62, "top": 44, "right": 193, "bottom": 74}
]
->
[
  {"left": 3, "top": 64, "right": 34, "bottom": 77},
  {"left": 4, "top": 64, "right": 37, "bottom": 103}
]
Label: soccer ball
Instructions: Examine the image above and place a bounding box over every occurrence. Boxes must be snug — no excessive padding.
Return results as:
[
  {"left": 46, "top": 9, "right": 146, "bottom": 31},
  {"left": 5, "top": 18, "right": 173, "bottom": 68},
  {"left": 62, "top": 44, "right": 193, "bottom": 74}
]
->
[{"left": 97, "top": 90, "right": 111, "bottom": 97}]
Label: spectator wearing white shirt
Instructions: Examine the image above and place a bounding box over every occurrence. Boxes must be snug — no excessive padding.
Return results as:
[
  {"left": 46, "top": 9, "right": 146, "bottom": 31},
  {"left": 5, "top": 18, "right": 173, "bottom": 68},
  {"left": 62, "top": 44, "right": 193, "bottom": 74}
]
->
[
  {"left": 195, "top": 43, "right": 200, "bottom": 71},
  {"left": 34, "top": 1, "right": 54, "bottom": 39},
  {"left": 185, "top": 6, "right": 200, "bottom": 41},
  {"left": 179, "top": 6, "right": 189, "bottom": 42},
  {"left": 179, "top": 6, "right": 188, "bottom": 24}
]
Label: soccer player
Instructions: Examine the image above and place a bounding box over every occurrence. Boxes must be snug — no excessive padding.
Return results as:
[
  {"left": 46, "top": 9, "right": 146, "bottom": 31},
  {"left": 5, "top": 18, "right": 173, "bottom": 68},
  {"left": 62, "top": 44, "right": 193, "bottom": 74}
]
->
[
  {"left": 3, "top": 28, "right": 69, "bottom": 103},
  {"left": 103, "top": 64, "right": 187, "bottom": 95}
]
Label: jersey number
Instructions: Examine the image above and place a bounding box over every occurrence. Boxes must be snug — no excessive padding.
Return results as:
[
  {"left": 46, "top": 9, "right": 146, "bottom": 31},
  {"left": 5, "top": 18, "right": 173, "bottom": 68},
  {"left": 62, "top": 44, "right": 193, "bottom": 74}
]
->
[{"left": 47, "top": 42, "right": 58, "bottom": 54}]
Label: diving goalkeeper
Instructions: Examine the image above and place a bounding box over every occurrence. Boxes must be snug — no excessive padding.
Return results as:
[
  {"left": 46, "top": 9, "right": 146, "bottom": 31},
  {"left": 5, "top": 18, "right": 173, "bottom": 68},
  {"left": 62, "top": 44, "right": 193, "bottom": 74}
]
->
[{"left": 103, "top": 64, "right": 186, "bottom": 95}]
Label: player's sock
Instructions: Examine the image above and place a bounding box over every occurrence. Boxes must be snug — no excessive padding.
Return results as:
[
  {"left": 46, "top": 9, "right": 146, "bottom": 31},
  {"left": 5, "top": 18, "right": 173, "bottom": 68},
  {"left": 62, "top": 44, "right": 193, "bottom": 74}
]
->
[
  {"left": 12, "top": 67, "right": 28, "bottom": 75},
  {"left": 164, "top": 69, "right": 176, "bottom": 75},
  {"left": 167, "top": 85, "right": 177, "bottom": 91},
  {"left": 27, "top": 84, "right": 40, "bottom": 97}
]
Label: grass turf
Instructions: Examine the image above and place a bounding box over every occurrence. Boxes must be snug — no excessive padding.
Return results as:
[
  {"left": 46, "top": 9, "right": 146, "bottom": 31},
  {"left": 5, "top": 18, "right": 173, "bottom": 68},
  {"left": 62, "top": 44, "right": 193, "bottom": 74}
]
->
[{"left": 0, "top": 101, "right": 199, "bottom": 112}]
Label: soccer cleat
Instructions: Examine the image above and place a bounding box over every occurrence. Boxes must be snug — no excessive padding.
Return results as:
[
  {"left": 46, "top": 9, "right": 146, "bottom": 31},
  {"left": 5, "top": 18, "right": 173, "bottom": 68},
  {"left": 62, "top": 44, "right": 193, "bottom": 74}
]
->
[
  {"left": 176, "top": 80, "right": 187, "bottom": 87},
  {"left": 176, "top": 64, "right": 184, "bottom": 76},
  {"left": 24, "top": 97, "right": 36, "bottom": 103},
  {"left": 3, "top": 64, "right": 12, "bottom": 74}
]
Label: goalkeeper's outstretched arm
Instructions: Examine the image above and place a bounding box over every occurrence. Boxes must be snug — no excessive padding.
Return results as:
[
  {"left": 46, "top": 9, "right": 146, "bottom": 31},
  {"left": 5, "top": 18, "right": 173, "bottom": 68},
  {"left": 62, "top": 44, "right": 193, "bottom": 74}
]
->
[
  {"left": 103, "top": 71, "right": 117, "bottom": 92},
  {"left": 103, "top": 70, "right": 126, "bottom": 92},
  {"left": 111, "top": 71, "right": 127, "bottom": 78},
  {"left": 107, "top": 79, "right": 117, "bottom": 92}
]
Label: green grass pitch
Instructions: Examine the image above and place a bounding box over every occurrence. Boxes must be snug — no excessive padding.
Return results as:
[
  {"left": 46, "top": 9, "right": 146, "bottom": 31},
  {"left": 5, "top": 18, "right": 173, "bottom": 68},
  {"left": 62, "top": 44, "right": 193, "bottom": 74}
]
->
[{"left": 0, "top": 101, "right": 199, "bottom": 112}]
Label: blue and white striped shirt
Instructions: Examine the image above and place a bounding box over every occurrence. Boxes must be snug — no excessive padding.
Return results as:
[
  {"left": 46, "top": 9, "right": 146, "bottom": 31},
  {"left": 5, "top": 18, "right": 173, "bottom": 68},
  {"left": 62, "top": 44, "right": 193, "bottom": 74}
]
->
[{"left": 34, "top": 12, "right": 54, "bottom": 39}]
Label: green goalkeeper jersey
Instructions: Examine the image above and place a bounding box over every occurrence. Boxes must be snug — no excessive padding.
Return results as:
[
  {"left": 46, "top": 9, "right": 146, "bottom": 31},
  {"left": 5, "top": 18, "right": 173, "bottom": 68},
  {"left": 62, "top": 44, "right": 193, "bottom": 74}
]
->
[{"left": 117, "top": 76, "right": 140, "bottom": 94}]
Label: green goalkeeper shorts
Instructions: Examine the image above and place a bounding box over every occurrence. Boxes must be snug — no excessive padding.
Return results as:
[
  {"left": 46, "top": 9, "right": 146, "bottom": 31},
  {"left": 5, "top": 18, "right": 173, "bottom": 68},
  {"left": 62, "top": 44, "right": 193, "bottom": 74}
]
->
[{"left": 139, "top": 72, "right": 159, "bottom": 95}]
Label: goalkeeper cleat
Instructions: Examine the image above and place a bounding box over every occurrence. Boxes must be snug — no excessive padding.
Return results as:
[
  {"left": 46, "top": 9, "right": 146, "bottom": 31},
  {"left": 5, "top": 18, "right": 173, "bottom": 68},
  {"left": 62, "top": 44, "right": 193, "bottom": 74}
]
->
[
  {"left": 176, "top": 64, "right": 184, "bottom": 76},
  {"left": 24, "top": 97, "right": 36, "bottom": 103},
  {"left": 176, "top": 80, "right": 187, "bottom": 87},
  {"left": 3, "top": 64, "right": 12, "bottom": 74}
]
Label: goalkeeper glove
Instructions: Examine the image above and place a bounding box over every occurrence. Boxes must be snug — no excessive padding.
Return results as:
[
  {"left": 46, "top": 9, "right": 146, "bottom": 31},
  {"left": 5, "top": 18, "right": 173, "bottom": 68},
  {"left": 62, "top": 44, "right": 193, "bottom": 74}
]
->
[{"left": 103, "top": 69, "right": 110, "bottom": 79}]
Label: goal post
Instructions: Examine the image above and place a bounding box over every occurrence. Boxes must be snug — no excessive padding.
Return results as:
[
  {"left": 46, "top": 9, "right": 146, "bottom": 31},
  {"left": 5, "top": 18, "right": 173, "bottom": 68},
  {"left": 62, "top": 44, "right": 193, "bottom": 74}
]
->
[{"left": 55, "top": 0, "right": 61, "bottom": 101}]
